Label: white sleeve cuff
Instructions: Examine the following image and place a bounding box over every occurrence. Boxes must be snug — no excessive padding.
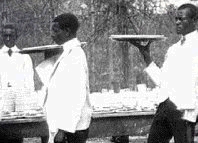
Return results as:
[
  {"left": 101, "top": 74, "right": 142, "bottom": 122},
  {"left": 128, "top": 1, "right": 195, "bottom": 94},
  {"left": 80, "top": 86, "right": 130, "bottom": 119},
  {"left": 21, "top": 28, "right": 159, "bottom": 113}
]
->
[{"left": 144, "top": 62, "right": 161, "bottom": 86}]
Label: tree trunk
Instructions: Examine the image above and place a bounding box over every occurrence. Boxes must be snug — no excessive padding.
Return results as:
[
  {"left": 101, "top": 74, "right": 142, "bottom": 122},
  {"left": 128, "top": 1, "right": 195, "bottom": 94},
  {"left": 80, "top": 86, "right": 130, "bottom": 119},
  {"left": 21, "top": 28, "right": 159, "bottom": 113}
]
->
[
  {"left": 90, "top": 0, "right": 96, "bottom": 92},
  {"left": 117, "top": 0, "right": 130, "bottom": 89}
]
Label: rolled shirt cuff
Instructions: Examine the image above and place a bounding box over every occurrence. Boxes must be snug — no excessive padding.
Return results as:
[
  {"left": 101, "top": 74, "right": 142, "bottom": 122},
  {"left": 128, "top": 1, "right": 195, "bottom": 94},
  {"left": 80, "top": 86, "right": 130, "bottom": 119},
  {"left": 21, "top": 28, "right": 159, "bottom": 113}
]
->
[{"left": 144, "top": 62, "right": 161, "bottom": 86}]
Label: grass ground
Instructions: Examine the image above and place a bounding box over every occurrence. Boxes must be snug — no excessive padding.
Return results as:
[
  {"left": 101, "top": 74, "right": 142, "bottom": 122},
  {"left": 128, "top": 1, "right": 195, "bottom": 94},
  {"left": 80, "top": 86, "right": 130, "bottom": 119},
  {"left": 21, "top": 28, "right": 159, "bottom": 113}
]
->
[
  {"left": 23, "top": 136, "right": 198, "bottom": 143},
  {"left": 23, "top": 137, "right": 144, "bottom": 143}
]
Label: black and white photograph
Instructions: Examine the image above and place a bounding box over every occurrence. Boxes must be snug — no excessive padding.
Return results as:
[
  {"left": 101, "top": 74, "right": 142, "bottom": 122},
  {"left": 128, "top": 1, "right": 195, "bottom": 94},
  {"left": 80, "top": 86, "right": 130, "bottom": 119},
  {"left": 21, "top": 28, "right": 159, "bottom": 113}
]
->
[{"left": 0, "top": 0, "right": 198, "bottom": 143}]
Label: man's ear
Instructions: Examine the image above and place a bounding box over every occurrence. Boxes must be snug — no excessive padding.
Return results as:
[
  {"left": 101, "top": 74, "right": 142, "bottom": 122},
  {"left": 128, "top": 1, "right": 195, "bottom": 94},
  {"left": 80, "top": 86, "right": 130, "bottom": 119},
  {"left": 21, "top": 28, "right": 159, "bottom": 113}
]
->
[
  {"left": 64, "top": 28, "right": 71, "bottom": 37},
  {"left": 192, "top": 18, "right": 198, "bottom": 27}
]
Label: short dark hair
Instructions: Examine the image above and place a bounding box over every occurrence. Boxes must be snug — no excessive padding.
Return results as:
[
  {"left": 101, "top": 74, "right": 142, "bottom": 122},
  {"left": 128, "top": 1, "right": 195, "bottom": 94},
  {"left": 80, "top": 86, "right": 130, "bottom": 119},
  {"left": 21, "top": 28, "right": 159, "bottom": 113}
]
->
[
  {"left": 53, "top": 13, "right": 79, "bottom": 35},
  {"left": 2, "top": 23, "right": 17, "bottom": 36},
  {"left": 178, "top": 3, "right": 198, "bottom": 20},
  {"left": 3, "top": 23, "right": 15, "bottom": 29}
]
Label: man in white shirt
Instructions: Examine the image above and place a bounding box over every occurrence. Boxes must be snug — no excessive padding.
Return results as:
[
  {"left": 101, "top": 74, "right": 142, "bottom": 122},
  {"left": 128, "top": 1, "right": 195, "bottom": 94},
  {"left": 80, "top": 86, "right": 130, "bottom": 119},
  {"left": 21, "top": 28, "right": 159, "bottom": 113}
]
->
[
  {"left": 0, "top": 24, "right": 35, "bottom": 143},
  {"left": 130, "top": 3, "right": 198, "bottom": 143},
  {"left": 37, "top": 13, "right": 92, "bottom": 143},
  {"left": 0, "top": 24, "right": 35, "bottom": 91}
]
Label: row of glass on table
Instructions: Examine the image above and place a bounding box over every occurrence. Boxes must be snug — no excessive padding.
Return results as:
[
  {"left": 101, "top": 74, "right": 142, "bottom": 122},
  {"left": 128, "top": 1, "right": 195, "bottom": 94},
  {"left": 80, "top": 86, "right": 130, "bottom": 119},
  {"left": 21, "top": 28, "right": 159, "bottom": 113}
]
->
[
  {"left": 0, "top": 88, "right": 44, "bottom": 119},
  {"left": 0, "top": 86, "right": 159, "bottom": 119},
  {"left": 90, "top": 88, "right": 160, "bottom": 113}
]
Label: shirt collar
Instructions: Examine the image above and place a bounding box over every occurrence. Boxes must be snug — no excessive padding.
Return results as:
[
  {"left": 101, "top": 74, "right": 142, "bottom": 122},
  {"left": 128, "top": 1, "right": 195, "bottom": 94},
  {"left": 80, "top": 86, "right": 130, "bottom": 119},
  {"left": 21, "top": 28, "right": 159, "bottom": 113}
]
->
[
  {"left": 181, "top": 30, "right": 197, "bottom": 42},
  {"left": 54, "top": 38, "right": 81, "bottom": 64},
  {"left": 51, "top": 38, "right": 81, "bottom": 76},
  {"left": 61, "top": 38, "right": 81, "bottom": 55},
  {"left": 1, "top": 45, "right": 20, "bottom": 53}
]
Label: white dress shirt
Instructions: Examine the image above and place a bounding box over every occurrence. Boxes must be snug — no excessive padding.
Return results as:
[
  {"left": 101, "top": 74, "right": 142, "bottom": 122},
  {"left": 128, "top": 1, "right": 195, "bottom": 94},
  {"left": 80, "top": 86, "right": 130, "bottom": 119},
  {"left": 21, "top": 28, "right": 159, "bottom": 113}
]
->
[
  {"left": 35, "top": 54, "right": 59, "bottom": 107},
  {"left": 36, "top": 57, "right": 56, "bottom": 86},
  {"left": 0, "top": 45, "right": 35, "bottom": 112},
  {"left": 145, "top": 30, "right": 198, "bottom": 122},
  {"left": 0, "top": 45, "right": 35, "bottom": 91},
  {"left": 38, "top": 38, "right": 92, "bottom": 133}
]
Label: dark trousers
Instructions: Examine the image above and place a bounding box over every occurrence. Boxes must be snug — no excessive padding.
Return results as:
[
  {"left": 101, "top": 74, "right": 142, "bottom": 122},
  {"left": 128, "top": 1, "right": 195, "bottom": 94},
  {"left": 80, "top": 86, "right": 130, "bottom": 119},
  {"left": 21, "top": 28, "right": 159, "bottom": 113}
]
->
[
  {"left": 148, "top": 98, "right": 196, "bottom": 143},
  {"left": 0, "top": 138, "right": 23, "bottom": 143},
  {"left": 0, "top": 121, "right": 49, "bottom": 143},
  {"left": 54, "top": 128, "right": 89, "bottom": 143}
]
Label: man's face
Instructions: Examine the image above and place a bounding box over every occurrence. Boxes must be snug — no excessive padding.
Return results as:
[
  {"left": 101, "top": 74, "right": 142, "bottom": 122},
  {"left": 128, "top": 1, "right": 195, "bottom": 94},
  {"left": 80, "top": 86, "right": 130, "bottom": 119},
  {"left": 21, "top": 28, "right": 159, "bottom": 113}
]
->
[
  {"left": 175, "top": 8, "right": 195, "bottom": 35},
  {"left": 2, "top": 28, "right": 17, "bottom": 48},
  {"left": 51, "top": 22, "right": 68, "bottom": 45}
]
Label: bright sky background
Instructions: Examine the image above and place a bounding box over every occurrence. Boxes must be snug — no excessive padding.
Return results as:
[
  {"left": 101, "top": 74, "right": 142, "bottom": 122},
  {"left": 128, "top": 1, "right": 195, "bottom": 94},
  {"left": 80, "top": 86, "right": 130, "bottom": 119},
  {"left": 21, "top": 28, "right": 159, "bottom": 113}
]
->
[
  {"left": 155, "top": 0, "right": 198, "bottom": 13},
  {"left": 167, "top": 0, "right": 198, "bottom": 7},
  {"left": 133, "top": 0, "right": 198, "bottom": 13}
]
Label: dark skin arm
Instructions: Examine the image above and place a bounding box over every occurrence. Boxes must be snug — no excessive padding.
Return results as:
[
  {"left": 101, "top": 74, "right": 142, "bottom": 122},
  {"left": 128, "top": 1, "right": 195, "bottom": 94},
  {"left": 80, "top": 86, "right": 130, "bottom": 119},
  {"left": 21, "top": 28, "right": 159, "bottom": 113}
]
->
[
  {"left": 54, "top": 129, "right": 66, "bottom": 143},
  {"left": 129, "top": 40, "right": 152, "bottom": 67}
]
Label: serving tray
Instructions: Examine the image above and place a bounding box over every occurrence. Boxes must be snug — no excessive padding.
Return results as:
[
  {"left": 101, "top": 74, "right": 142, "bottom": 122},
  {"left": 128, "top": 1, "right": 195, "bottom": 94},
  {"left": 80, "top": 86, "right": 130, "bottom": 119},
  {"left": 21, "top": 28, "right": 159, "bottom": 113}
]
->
[{"left": 110, "top": 35, "right": 166, "bottom": 42}]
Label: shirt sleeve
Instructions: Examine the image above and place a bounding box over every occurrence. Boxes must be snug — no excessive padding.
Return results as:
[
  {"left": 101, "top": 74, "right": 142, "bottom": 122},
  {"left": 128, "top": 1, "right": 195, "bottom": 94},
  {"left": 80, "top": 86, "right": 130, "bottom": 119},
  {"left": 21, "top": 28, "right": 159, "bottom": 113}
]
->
[
  {"left": 144, "top": 62, "right": 161, "bottom": 86},
  {"left": 144, "top": 46, "right": 172, "bottom": 87},
  {"left": 35, "top": 59, "right": 55, "bottom": 86},
  {"left": 193, "top": 57, "right": 198, "bottom": 96},
  {"left": 23, "top": 55, "right": 35, "bottom": 92},
  {"left": 35, "top": 61, "right": 54, "bottom": 107},
  {"left": 192, "top": 56, "right": 198, "bottom": 109},
  {"left": 182, "top": 56, "right": 198, "bottom": 122},
  {"left": 48, "top": 50, "right": 88, "bottom": 133}
]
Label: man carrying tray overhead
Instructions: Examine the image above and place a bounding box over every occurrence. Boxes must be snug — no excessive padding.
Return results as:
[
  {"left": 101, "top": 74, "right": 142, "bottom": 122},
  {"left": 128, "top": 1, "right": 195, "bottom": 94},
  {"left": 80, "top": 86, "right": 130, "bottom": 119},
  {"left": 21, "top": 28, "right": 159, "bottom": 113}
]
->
[
  {"left": 0, "top": 23, "right": 35, "bottom": 143},
  {"left": 36, "top": 13, "right": 92, "bottom": 143},
  {"left": 130, "top": 3, "right": 198, "bottom": 143}
]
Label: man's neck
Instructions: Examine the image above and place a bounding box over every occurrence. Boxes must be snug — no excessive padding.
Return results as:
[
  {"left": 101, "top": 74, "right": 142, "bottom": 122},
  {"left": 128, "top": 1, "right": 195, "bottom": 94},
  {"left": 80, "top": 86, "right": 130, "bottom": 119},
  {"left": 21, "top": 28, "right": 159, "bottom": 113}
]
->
[
  {"left": 182, "top": 28, "right": 196, "bottom": 36},
  {"left": 5, "top": 45, "right": 14, "bottom": 49},
  {"left": 62, "top": 36, "right": 76, "bottom": 45}
]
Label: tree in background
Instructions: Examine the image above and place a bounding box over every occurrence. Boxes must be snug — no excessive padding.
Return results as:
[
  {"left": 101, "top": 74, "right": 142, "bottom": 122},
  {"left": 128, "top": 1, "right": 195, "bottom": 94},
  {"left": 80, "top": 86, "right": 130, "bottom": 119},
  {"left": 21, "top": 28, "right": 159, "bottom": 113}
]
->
[{"left": 0, "top": 0, "right": 181, "bottom": 92}]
